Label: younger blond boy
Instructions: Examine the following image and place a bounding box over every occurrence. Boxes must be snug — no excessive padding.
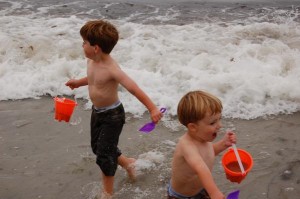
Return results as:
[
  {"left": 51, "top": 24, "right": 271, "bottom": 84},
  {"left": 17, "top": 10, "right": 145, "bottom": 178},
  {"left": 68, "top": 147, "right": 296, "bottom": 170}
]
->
[{"left": 168, "top": 90, "right": 236, "bottom": 199}]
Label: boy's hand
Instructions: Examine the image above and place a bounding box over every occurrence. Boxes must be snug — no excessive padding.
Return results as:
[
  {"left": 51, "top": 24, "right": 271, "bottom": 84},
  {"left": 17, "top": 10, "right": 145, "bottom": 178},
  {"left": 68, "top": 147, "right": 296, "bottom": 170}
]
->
[
  {"left": 150, "top": 108, "right": 163, "bottom": 123},
  {"left": 223, "top": 131, "right": 236, "bottom": 147},
  {"left": 213, "top": 131, "right": 236, "bottom": 155},
  {"left": 65, "top": 79, "right": 78, "bottom": 90},
  {"left": 210, "top": 191, "right": 225, "bottom": 199}
]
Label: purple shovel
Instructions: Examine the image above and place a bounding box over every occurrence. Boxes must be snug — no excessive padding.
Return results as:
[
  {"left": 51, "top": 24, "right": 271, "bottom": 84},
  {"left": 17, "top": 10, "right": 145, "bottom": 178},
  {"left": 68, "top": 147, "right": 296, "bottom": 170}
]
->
[
  {"left": 139, "top": 108, "right": 166, "bottom": 133},
  {"left": 227, "top": 190, "right": 240, "bottom": 199}
]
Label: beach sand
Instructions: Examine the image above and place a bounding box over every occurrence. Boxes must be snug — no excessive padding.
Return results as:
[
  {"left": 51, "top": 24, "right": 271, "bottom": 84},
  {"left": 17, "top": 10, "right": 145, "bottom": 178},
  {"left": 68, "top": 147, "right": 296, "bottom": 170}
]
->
[{"left": 0, "top": 97, "right": 299, "bottom": 199}]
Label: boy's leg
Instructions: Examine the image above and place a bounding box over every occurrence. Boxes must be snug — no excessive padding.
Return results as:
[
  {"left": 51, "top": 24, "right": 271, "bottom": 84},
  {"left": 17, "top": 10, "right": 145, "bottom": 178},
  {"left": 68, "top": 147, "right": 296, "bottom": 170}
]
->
[
  {"left": 118, "top": 155, "right": 136, "bottom": 180},
  {"left": 101, "top": 172, "right": 114, "bottom": 198},
  {"left": 99, "top": 156, "right": 135, "bottom": 198}
]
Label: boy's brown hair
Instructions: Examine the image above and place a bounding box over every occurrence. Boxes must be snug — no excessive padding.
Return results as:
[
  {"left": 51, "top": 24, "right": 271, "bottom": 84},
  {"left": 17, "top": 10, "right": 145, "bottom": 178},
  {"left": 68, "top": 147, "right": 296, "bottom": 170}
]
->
[
  {"left": 80, "top": 20, "right": 119, "bottom": 54},
  {"left": 177, "top": 90, "right": 223, "bottom": 127}
]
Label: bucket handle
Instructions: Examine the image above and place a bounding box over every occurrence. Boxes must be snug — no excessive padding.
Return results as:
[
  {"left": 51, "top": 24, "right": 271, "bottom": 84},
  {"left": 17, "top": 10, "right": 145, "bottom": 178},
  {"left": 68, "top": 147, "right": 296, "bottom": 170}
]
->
[{"left": 232, "top": 144, "right": 246, "bottom": 175}]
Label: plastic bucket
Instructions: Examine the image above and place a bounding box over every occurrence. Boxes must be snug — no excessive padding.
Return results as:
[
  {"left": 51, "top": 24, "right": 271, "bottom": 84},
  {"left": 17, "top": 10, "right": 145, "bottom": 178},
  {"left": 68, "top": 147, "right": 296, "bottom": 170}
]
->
[
  {"left": 54, "top": 97, "right": 77, "bottom": 122},
  {"left": 222, "top": 148, "right": 253, "bottom": 183}
]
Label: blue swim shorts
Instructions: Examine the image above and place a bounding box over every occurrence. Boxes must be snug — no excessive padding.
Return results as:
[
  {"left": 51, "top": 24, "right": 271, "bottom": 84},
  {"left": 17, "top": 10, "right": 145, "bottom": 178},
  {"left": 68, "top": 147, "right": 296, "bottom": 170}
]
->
[{"left": 167, "top": 183, "right": 210, "bottom": 199}]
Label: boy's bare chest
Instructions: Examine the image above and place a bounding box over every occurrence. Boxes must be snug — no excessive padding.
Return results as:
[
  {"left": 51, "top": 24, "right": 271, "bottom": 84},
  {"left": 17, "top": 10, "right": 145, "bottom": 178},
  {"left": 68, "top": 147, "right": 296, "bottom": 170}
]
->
[
  {"left": 87, "top": 66, "right": 114, "bottom": 85},
  {"left": 197, "top": 144, "right": 215, "bottom": 169}
]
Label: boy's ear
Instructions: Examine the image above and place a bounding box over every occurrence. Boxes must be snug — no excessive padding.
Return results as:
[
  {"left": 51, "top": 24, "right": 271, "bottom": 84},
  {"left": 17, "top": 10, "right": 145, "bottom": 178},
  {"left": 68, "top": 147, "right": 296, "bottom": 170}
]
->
[
  {"left": 187, "top": 122, "right": 197, "bottom": 132},
  {"left": 94, "top": 44, "right": 102, "bottom": 53}
]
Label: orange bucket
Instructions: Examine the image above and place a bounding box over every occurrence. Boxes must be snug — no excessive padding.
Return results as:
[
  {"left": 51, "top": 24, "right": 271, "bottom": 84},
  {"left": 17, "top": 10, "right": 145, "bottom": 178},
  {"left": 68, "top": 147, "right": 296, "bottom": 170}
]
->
[
  {"left": 54, "top": 97, "right": 77, "bottom": 122},
  {"left": 222, "top": 148, "right": 253, "bottom": 183}
]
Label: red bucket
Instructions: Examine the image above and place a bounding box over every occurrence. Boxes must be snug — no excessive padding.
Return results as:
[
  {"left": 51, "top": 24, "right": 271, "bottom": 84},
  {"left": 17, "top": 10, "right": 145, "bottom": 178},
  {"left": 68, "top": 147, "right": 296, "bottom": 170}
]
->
[
  {"left": 54, "top": 97, "right": 77, "bottom": 122},
  {"left": 222, "top": 148, "right": 253, "bottom": 183}
]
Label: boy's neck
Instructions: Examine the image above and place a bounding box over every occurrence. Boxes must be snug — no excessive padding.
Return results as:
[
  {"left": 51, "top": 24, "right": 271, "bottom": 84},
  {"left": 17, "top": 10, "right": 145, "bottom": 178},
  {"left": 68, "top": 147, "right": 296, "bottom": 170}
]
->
[
  {"left": 186, "top": 132, "right": 207, "bottom": 144},
  {"left": 94, "top": 53, "right": 110, "bottom": 62}
]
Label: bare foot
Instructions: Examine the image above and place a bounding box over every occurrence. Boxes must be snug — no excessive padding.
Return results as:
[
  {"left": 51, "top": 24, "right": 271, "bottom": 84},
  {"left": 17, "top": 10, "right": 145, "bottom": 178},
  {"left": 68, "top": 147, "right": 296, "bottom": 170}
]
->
[
  {"left": 126, "top": 158, "right": 136, "bottom": 181},
  {"left": 99, "top": 191, "right": 112, "bottom": 199},
  {"left": 118, "top": 155, "right": 136, "bottom": 181}
]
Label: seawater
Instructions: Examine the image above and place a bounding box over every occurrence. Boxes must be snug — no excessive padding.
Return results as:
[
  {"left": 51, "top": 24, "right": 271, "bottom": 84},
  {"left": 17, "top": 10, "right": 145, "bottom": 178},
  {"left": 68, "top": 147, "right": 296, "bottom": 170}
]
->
[
  {"left": 226, "top": 161, "right": 249, "bottom": 172},
  {"left": 1, "top": 1, "right": 300, "bottom": 199},
  {"left": 1, "top": 0, "right": 300, "bottom": 119}
]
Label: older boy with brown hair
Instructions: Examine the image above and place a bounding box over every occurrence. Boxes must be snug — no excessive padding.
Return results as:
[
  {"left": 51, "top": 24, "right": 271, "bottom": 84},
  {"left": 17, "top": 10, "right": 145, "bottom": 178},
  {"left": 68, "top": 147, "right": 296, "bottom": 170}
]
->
[
  {"left": 168, "top": 90, "right": 236, "bottom": 199},
  {"left": 65, "top": 20, "right": 162, "bottom": 199}
]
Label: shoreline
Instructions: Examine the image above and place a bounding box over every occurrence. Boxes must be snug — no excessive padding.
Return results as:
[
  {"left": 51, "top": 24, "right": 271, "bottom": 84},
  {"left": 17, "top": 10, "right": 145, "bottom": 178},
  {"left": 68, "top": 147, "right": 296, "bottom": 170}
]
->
[{"left": 0, "top": 97, "right": 299, "bottom": 199}]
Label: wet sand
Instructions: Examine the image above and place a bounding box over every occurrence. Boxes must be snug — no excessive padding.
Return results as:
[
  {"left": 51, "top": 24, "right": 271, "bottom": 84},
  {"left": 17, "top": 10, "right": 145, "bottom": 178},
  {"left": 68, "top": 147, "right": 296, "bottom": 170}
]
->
[{"left": 0, "top": 97, "right": 299, "bottom": 199}]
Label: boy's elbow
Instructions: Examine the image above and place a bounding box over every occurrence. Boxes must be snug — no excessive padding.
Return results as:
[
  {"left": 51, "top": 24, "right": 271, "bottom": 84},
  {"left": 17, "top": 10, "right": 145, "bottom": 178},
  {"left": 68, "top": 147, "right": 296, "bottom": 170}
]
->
[{"left": 128, "top": 88, "right": 137, "bottom": 96}]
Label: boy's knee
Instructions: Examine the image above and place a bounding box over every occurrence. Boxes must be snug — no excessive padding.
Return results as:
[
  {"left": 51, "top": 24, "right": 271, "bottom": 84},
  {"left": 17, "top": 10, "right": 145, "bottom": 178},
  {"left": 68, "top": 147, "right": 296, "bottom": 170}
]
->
[{"left": 96, "top": 154, "right": 118, "bottom": 176}]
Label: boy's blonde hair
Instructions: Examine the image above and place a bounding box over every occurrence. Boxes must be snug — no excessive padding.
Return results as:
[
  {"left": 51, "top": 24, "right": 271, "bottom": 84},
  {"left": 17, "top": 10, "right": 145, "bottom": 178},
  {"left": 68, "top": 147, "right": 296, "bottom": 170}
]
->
[
  {"left": 80, "top": 20, "right": 119, "bottom": 54},
  {"left": 177, "top": 90, "right": 222, "bottom": 127}
]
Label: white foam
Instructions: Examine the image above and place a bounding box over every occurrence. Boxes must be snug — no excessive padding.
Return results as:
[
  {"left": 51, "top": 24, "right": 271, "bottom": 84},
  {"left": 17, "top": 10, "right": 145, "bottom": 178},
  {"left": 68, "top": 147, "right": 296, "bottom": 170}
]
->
[
  {"left": 134, "top": 151, "right": 165, "bottom": 175},
  {"left": 1, "top": 4, "right": 300, "bottom": 119}
]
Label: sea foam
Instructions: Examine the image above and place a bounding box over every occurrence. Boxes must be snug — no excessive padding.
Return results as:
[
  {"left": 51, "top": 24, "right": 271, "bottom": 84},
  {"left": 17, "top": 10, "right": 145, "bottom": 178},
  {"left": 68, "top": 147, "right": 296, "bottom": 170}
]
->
[{"left": 1, "top": 1, "right": 300, "bottom": 119}]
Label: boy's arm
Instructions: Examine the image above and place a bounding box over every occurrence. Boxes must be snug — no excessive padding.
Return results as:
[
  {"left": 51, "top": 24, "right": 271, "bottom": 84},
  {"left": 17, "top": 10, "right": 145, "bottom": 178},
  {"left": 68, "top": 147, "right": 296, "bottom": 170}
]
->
[
  {"left": 182, "top": 144, "right": 225, "bottom": 199},
  {"left": 113, "top": 69, "right": 161, "bottom": 122},
  {"left": 65, "top": 77, "right": 88, "bottom": 90},
  {"left": 213, "top": 131, "right": 236, "bottom": 155}
]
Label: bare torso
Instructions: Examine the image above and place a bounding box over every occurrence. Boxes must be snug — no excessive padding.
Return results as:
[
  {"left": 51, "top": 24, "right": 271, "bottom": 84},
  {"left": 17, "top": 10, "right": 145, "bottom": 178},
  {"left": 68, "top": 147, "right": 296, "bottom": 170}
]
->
[
  {"left": 171, "top": 134, "right": 215, "bottom": 196},
  {"left": 87, "top": 58, "right": 119, "bottom": 108}
]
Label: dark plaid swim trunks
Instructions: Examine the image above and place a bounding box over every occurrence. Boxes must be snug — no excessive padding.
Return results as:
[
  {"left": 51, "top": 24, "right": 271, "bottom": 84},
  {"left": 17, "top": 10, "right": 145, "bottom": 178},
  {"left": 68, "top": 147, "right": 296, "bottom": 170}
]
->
[{"left": 90, "top": 103, "right": 125, "bottom": 176}]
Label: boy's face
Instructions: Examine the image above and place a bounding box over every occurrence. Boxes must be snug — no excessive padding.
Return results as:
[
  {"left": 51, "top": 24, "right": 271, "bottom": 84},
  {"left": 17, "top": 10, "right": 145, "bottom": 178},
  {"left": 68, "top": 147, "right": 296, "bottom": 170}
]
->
[
  {"left": 82, "top": 40, "right": 95, "bottom": 59},
  {"left": 189, "top": 112, "right": 222, "bottom": 142}
]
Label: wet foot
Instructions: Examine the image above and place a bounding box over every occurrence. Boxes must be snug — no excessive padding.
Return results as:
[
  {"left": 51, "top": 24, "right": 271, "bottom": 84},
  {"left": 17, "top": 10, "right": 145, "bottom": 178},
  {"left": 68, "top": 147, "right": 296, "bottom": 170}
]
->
[
  {"left": 99, "top": 191, "right": 112, "bottom": 199},
  {"left": 126, "top": 158, "right": 136, "bottom": 181}
]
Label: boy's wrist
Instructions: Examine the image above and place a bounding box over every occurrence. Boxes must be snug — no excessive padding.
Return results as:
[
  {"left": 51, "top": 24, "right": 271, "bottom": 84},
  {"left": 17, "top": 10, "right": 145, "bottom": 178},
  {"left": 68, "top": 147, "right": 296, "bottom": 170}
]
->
[
  {"left": 223, "top": 139, "right": 232, "bottom": 150},
  {"left": 148, "top": 104, "right": 159, "bottom": 113}
]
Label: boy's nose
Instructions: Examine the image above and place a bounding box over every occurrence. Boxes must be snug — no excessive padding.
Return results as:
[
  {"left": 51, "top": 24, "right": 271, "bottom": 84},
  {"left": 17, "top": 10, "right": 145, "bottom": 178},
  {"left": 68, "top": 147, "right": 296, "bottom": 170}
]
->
[{"left": 217, "top": 121, "right": 222, "bottom": 129}]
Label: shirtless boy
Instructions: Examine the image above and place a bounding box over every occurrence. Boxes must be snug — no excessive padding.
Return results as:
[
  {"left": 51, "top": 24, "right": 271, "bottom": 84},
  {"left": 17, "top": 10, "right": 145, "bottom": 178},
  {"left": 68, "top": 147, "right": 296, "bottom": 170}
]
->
[
  {"left": 168, "top": 90, "right": 236, "bottom": 199},
  {"left": 65, "top": 20, "right": 162, "bottom": 199}
]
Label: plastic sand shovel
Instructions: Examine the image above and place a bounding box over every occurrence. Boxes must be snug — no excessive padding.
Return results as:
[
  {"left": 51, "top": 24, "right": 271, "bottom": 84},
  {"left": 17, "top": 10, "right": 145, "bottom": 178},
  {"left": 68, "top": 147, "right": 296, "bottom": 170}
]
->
[
  {"left": 139, "top": 108, "right": 166, "bottom": 133},
  {"left": 232, "top": 144, "right": 246, "bottom": 175},
  {"left": 227, "top": 190, "right": 240, "bottom": 199}
]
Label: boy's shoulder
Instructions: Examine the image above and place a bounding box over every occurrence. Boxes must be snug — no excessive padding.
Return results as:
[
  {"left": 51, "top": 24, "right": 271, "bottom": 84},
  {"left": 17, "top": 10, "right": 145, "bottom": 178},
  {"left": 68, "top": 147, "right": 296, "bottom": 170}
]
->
[
  {"left": 176, "top": 134, "right": 196, "bottom": 151},
  {"left": 89, "top": 56, "right": 120, "bottom": 70},
  {"left": 177, "top": 133, "right": 211, "bottom": 152},
  {"left": 105, "top": 56, "right": 120, "bottom": 70},
  {"left": 177, "top": 133, "right": 196, "bottom": 145}
]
